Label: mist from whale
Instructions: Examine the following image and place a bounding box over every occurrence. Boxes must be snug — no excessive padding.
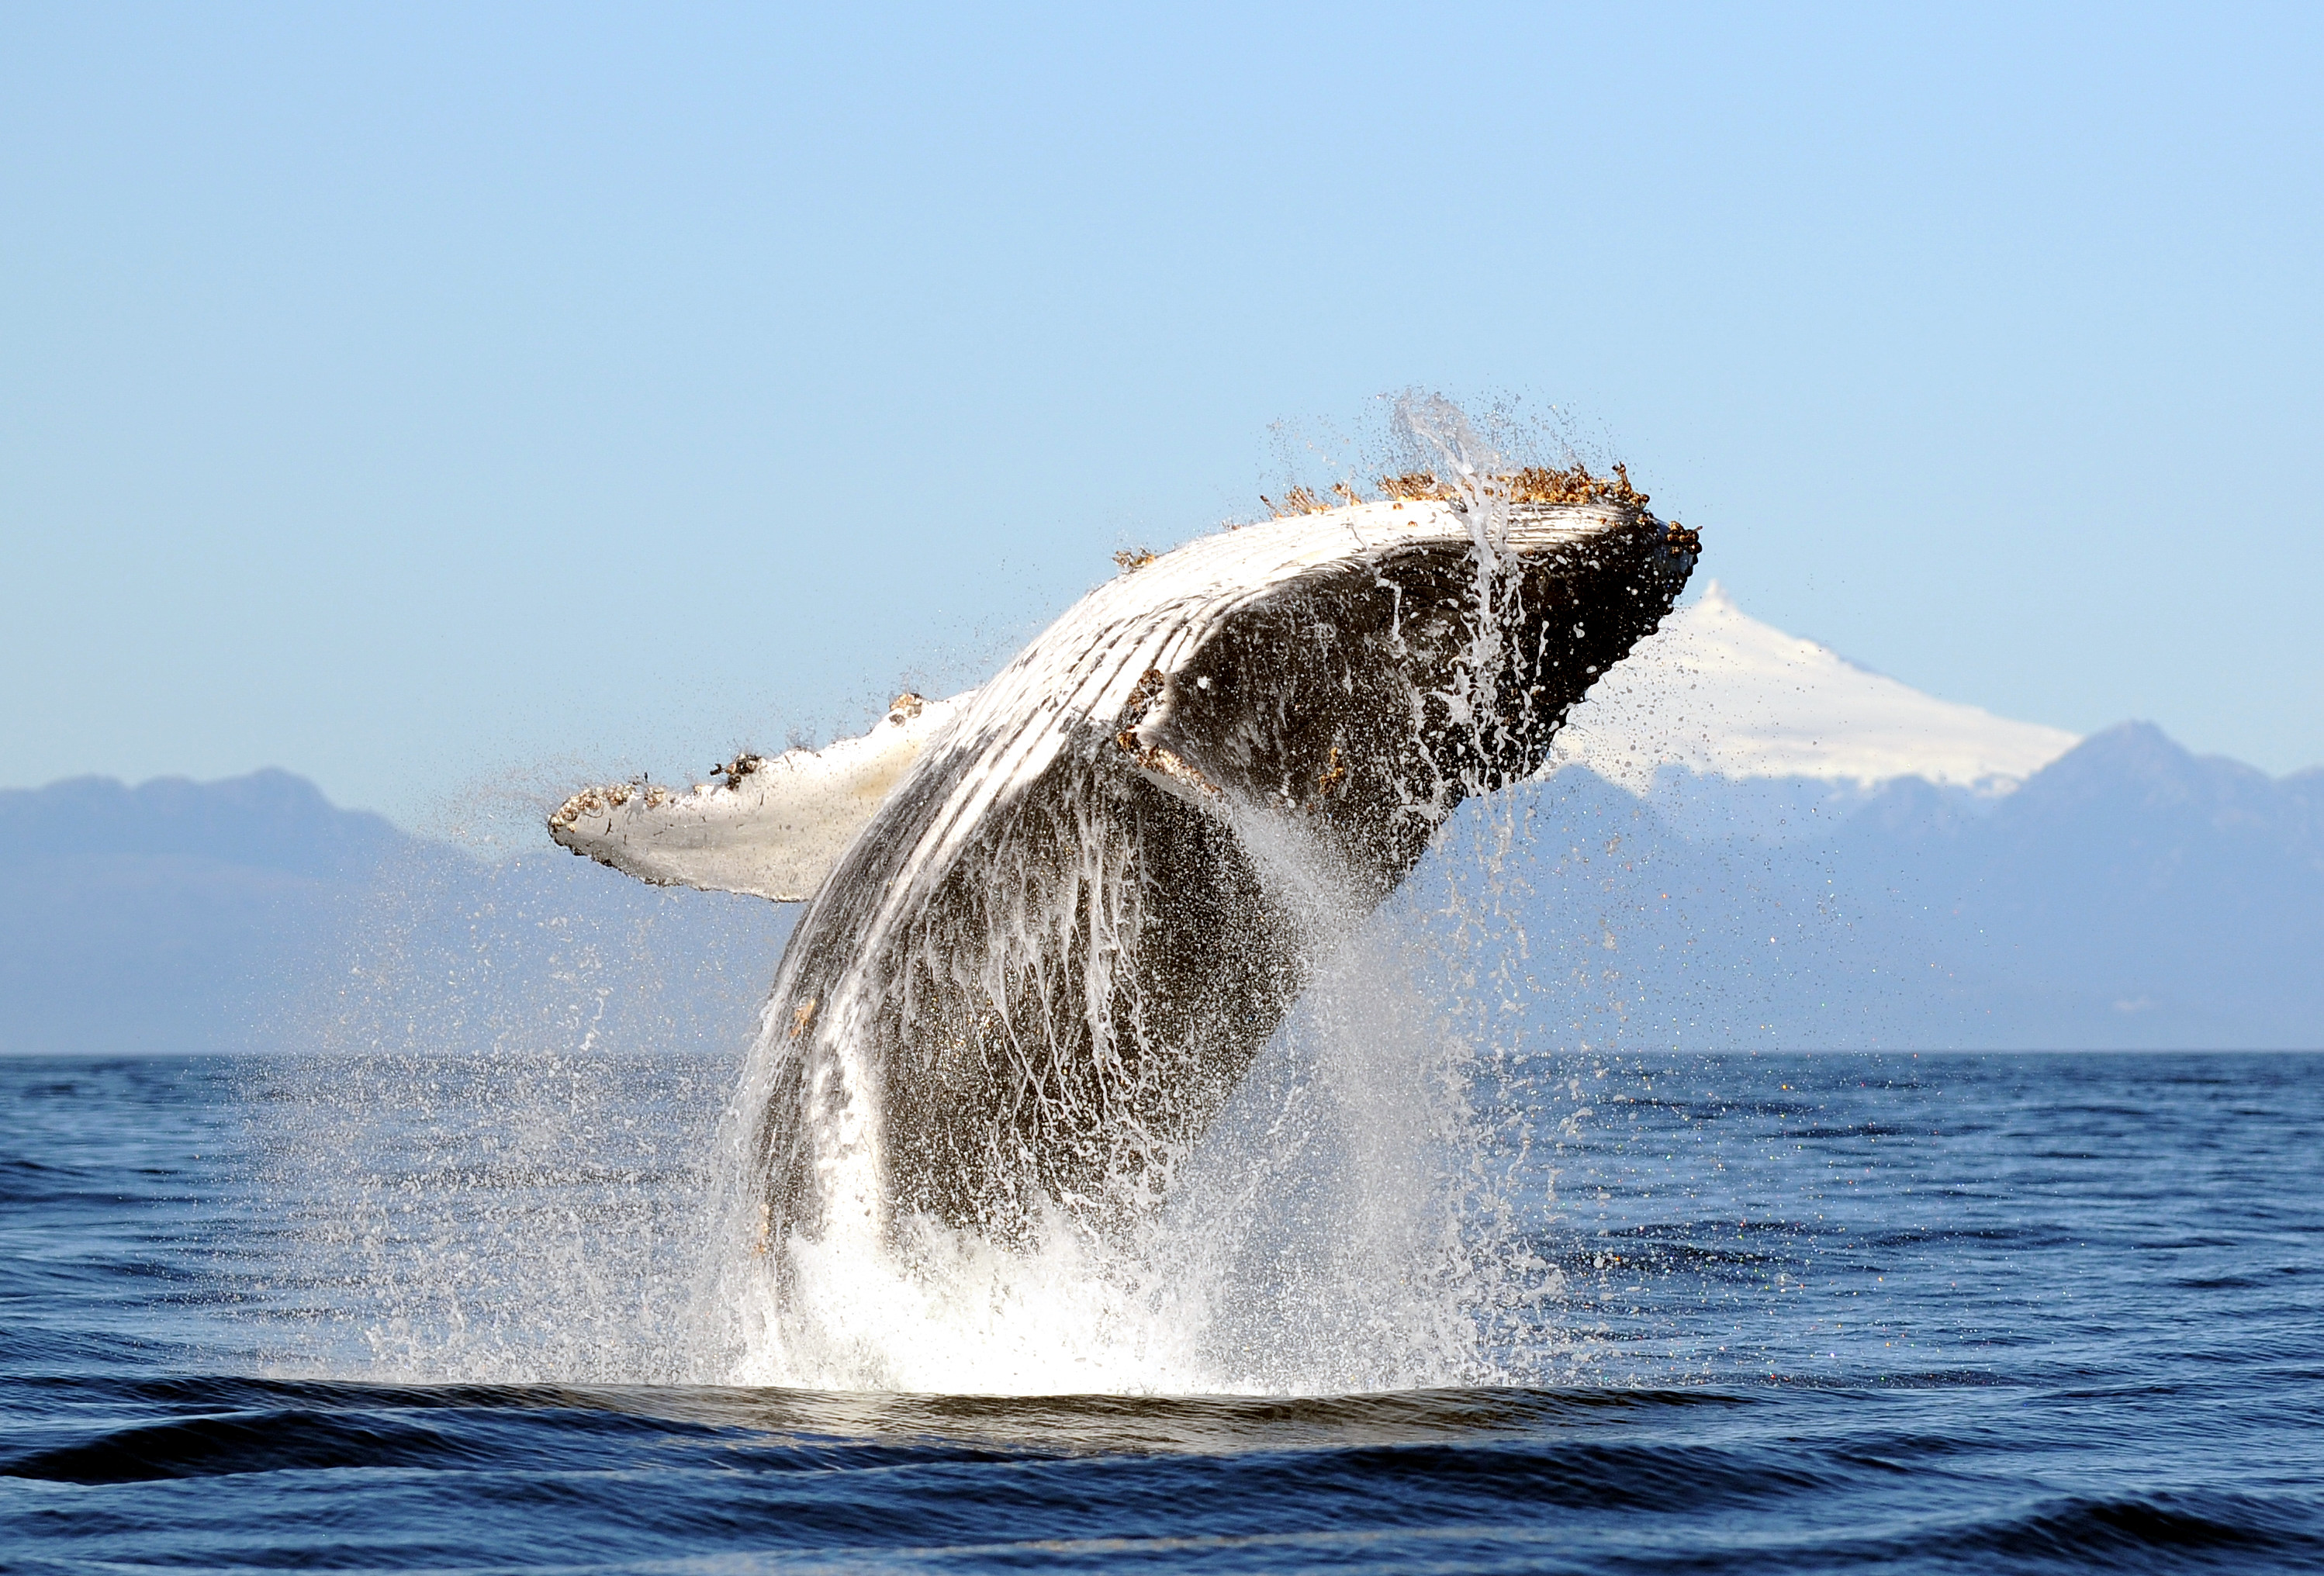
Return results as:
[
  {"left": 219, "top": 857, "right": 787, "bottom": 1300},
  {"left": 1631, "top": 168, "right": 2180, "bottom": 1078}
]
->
[{"left": 550, "top": 430, "right": 1697, "bottom": 1390}]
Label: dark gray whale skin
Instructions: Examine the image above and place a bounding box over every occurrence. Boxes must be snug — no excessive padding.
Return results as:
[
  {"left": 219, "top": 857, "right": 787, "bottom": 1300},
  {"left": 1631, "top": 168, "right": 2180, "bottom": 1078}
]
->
[{"left": 749, "top": 501, "right": 1696, "bottom": 1250}]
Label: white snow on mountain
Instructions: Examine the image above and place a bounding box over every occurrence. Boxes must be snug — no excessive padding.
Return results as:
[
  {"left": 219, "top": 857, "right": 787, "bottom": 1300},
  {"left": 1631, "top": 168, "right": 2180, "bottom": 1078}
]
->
[{"left": 1549, "top": 581, "right": 2080, "bottom": 794}]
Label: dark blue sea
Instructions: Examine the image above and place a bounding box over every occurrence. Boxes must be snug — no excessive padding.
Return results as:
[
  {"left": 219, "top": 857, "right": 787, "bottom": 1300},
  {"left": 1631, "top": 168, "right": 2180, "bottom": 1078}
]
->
[{"left": 5, "top": 1050, "right": 2322, "bottom": 1573}]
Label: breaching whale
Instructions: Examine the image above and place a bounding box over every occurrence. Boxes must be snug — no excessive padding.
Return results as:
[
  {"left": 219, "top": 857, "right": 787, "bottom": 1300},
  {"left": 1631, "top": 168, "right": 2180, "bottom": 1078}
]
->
[{"left": 551, "top": 473, "right": 1697, "bottom": 1259}]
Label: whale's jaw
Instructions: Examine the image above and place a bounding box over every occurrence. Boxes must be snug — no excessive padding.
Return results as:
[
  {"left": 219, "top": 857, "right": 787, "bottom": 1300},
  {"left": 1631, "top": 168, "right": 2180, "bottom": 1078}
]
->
[{"left": 726, "top": 496, "right": 1696, "bottom": 1250}]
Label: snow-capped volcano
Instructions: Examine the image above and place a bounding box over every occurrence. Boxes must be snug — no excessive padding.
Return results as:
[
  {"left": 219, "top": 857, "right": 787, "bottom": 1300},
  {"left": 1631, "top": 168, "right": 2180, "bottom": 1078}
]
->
[{"left": 1550, "top": 581, "right": 2079, "bottom": 793}]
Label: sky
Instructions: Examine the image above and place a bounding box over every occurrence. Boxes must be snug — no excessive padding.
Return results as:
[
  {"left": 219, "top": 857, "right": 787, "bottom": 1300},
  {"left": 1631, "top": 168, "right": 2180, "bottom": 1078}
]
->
[{"left": 5, "top": 2, "right": 2320, "bottom": 826}]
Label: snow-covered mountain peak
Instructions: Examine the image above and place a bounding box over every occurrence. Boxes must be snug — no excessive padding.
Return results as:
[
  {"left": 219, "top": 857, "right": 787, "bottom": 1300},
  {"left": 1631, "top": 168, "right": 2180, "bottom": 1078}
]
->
[{"left": 1550, "top": 580, "right": 2080, "bottom": 793}]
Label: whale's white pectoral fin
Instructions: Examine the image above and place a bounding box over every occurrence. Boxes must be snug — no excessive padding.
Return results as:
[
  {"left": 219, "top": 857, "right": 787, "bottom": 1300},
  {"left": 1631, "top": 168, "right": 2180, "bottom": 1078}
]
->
[{"left": 548, "top": 692, "right": 971, "bottom": 901}]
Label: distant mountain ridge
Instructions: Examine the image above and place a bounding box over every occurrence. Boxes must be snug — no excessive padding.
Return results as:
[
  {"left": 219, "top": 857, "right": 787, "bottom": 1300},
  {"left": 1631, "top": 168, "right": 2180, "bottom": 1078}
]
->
[
  {"left": 1847, "top": 722, "right": 2324, "bottom": 1045},
  {"left": 4, "top": 690, "right": 2318, "bottom": 1054},
  {"left": 0, "top": 769, "right": 404, "bottom": 880},
  {"left": 0, "top": 771, "right": 399, "bottom": 1055},
  {"left": 1503, "top": 721, "right": 2324, "bottom": 1050},
  {"left": 0, "top": 770, "right": 789, "bottom": 1057}
]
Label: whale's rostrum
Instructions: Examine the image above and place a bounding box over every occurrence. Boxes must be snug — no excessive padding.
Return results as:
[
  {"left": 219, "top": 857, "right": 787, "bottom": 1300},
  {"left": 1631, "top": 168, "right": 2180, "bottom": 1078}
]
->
[{"left": 551, "top": 486, "right": 1697, "bottom": 1274}]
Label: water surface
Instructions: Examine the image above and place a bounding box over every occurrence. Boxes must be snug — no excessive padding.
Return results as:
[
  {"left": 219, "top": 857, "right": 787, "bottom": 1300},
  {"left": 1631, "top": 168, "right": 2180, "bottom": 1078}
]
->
[{"left": 4, "top": 1052, "right": 2320, "bottom": 1572}]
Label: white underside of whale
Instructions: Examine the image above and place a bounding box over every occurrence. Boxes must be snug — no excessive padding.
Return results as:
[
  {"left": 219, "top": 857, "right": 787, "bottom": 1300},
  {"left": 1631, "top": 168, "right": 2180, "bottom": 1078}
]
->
[
  {"left": 551, "top": 497, "right": 1633, "bottom": 904},
  {"left": 547, "top": 693, "right": 972, "bottom": 901}
]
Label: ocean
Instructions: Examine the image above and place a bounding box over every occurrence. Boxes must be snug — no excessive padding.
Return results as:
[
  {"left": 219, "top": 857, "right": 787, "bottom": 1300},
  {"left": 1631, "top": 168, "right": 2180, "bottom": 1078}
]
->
[{"left": 4, "top": 1049, "right": 2321, "bottom": 1573}]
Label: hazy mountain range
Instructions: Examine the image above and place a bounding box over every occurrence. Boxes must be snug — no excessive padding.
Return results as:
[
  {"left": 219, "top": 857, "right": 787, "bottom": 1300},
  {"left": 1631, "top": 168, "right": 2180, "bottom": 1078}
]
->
[
  {"left": 3, "top": 590, "right": 2317, "bottom": 1055},
  {"left": 0, "top": 769, "right": 790, "bottom": 1059},
  {"left": 1505, "top": 721, "right": 2322, "bottom": 1050},
  {"left": 1503, "top": 586, "right": 2324, "bottom": 1049}
]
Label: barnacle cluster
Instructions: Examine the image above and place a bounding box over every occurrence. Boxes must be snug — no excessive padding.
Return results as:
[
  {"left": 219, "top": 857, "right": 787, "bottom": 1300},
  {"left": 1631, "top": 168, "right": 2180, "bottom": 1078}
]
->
[
  {"left": 709, "top": 753, "right": 766, "bottom": 791},
  {"left": 547, "top": 778, "right": 673, "bottom": 835},
  {"left": 1291, "top": 461, "right": 1658, "bottom": 513},
  {"left": 1257, "top": 485, "right": 1333, "bottom": 517}
]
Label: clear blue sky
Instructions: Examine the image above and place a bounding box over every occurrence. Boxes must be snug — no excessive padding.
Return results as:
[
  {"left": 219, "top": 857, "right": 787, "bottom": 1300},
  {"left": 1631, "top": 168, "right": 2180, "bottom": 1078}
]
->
[{"left": 6, "top": 2, "right": 2319, "bottom": 825}]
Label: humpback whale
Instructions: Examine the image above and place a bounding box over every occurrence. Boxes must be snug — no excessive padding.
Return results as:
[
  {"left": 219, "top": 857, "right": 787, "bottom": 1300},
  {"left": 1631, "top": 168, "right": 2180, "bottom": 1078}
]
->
[{"left": 551, "top": 473, "right": 1697, "bottom": 1263}]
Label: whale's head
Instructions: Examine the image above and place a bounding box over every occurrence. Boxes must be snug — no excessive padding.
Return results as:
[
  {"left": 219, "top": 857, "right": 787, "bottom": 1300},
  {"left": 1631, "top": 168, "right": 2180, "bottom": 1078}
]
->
[{"left": 1097, "top": 487, "right": 1698, "bottom": 902}]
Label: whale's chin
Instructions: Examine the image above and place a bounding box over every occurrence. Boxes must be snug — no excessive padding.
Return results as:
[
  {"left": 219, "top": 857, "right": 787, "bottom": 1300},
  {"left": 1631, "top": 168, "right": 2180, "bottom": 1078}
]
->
[{"left": 551, "top": 490, "right": 1697, "bottom": 1256}]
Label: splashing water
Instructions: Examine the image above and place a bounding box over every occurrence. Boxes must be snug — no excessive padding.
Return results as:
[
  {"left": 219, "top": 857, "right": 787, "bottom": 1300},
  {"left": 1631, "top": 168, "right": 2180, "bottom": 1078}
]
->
[
  {"left": 260, "top": 399, "right": 1685, "bottom": 1396},
  {"left": 707, "top": 795, "right": 1566, "bottom": 1395},
  {"left": 247, "top": 845, "right": 791, "bottom": 1385},
  {"left": 704, "top": 403, "right": 1583, "bottom": 1395}
]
